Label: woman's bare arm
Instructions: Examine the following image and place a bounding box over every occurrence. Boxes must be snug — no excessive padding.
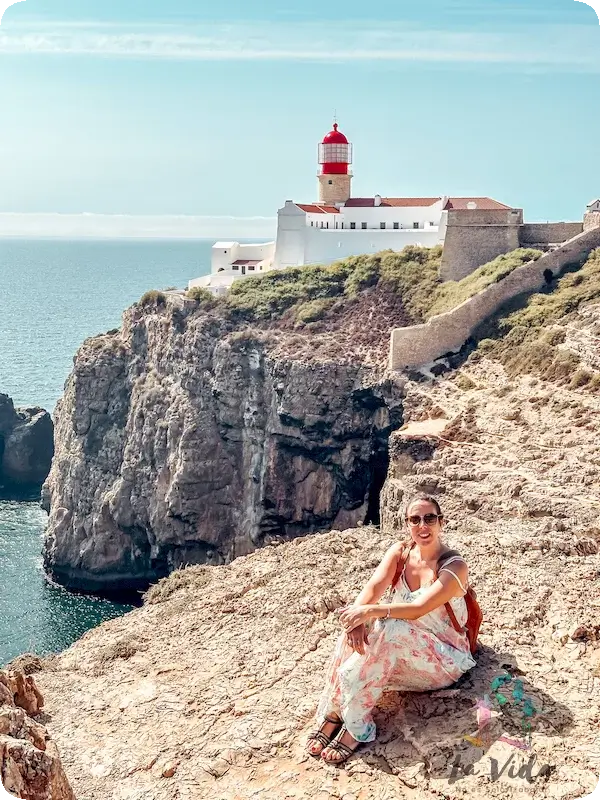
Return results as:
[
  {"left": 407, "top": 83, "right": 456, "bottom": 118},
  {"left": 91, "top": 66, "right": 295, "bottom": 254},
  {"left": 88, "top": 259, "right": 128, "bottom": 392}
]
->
[
  {"left": 380, "top": 561, "right": 469, "bottom": 620},
  {"left": 339, "top": 561, "right": 469, "bottom": 632},
  {"left": 351, "top": 543, "right": 404, "bottom": 606}
]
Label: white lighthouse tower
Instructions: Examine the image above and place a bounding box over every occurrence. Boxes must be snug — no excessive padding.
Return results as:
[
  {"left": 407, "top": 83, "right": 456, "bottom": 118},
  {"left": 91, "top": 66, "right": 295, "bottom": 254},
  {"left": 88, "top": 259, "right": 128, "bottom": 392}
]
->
[{"left": 318, "top": 122, "right": 353, "bottom": 205}]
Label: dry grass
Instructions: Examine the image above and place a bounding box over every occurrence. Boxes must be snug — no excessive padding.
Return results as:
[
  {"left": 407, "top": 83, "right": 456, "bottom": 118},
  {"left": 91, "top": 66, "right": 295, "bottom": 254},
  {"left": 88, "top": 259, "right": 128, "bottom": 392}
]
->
[
  {"left": 472, "top": 248, "right": 600, "bottom": 390},
  {"left": 426, "top": 248, "right": 543, "bottom": 319},
  {"left": 139, "top": 289, "right": 167, "bottom": 308},
  {"left": 144, "top": 565, "right": 212, "bottom": 605}
]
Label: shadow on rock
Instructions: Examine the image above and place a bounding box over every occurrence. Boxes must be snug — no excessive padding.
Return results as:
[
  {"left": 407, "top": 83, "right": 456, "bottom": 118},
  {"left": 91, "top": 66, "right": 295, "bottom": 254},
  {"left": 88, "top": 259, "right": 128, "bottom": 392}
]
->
[{"left": 347, "top": 646, "right": 575, "bottom": 791}]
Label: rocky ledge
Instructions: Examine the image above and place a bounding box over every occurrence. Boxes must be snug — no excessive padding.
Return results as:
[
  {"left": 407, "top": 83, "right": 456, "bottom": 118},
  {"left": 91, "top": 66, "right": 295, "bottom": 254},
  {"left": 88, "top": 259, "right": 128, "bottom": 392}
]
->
[
  {"left": 32, "top": 364, "right": 600, "bottom": 800},
  {"left": 0, "top": 393, "right": 54, "bottom": 497},
  {"left": 42, "top": 298, "right": 404, "bottom": 595},
  {"left": 0, "top": 666, "right": 74, "bottom": 800}
]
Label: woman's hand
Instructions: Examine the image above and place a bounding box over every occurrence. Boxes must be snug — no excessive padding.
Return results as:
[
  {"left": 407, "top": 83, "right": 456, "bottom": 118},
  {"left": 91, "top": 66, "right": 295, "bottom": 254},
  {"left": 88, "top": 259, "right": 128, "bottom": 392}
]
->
[
  {"left": 339, "top": 604, "right": 376, "bottom": 633},
  {"left": 346, "top": 624, "right": 369, "bottom": 655}
]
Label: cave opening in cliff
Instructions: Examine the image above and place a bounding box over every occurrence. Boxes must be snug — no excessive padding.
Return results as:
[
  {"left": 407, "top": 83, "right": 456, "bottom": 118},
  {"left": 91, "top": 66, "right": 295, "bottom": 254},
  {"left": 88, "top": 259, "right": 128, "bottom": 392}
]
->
[{"left": 364, "top": 445, "right": 389, "bottom": 526}]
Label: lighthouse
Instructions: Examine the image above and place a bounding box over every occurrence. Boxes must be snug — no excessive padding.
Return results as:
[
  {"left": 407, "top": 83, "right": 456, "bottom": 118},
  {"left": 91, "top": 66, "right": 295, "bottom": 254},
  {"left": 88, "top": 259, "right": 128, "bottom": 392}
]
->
[{"left": 317, "top": 122, "right": 353, "bottom": 205}]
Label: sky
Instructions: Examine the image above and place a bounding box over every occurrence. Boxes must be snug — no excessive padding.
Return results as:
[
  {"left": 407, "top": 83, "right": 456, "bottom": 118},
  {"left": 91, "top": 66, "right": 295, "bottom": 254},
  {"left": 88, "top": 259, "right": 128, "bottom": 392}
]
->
[{"left": 0, "top": 0, "right": 599, "bottom": 237}]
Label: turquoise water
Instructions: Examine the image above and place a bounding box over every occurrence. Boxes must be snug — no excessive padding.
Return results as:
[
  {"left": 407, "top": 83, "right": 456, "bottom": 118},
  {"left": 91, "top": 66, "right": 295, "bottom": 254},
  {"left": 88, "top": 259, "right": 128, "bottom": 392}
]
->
[{"left": 0, "top": 238, "right": 213, "bottom": 665}]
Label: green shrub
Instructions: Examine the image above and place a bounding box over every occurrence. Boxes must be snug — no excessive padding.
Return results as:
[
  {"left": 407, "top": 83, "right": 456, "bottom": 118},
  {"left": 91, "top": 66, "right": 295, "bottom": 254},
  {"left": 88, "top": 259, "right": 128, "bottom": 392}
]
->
[
  {"left": 295, "top": 298, "right": 336, "bottom": 323},
  {"left": 343, "top": 255, "right": 381, "bottom": 296},
  {"left": 225, "top": 260, "right": 351, "bottom": 321},
  {"left": 187, "top": 286, "right": 218, "bottom": 306},
  {"left": 426, "top": 249, "right": 543, "bottom": 319},
  {"left": 470, "top": 248, "right": 600, "bottom": 389},
  {"left": 139, "top": 289, "right": 167, "bottom": 307}
]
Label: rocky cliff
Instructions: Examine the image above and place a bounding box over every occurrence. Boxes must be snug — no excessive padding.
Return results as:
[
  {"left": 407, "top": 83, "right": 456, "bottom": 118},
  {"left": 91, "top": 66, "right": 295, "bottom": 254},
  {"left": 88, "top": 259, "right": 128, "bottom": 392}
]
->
[
  {"left": 31, "top": 268, "right": 600, "bottom": 799},
  {"left": 0, "top": 394, "right": 53, "bottom": 497},
  {"left": 0, "top": 666, "right": 74, "bottom": 800},
  {"left": 32, "top": 351, "right": 600, "bottom": 800},
  {"left": 42, "top": 295, "right": 405, "bottom": 595}
]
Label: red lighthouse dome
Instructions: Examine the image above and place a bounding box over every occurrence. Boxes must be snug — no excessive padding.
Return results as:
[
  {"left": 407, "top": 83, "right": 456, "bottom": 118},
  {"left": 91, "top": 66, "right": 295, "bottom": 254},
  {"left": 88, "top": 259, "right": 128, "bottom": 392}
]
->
[
  {"left": 319, "top": 122, "right": 352, "bottom": 175},
  {"left": 322, "top": 123, "right": 349, "bottom": 145}
]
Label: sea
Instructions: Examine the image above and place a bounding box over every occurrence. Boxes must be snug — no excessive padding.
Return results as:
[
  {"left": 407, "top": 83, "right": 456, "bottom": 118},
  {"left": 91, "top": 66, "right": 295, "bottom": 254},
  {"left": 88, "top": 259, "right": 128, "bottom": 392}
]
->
[{"left": 0, "top": 237, "right": 216, "bottom": 666}]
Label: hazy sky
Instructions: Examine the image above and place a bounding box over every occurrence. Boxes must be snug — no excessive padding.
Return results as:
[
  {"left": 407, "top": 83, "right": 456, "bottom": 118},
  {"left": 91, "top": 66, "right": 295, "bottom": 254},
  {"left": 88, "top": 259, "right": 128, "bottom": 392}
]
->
[{"left": 0, "top": 0, "right": 599, "bottom": 236}]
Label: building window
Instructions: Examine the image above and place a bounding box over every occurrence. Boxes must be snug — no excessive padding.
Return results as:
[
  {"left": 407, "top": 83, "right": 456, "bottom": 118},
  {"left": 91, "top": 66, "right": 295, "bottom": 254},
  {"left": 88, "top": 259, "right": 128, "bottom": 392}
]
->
[
  {"left": 328, "top": 180, "right": 333, "bottom": 185},
  {"left": 413, "top": 222, "right": 419, "bottom": 229},
  {"left": 248, "top": 265, "right": 255, "bottom": 271},
  {"left": 326, "top": 222, "right": 329, "bottom": 229},
  {"left": 393, "top": 222, "right": 399, "bottom": 230},
  {"left": 311, "top": 221, "right": 314, "bottom": 226},
  {"left": 341, "top": 222, "right": 344, "bottom": 229},
  {"left": 350, "top": 222, "right": 356, "bottom": 229},
  {"left": 430, "top": 221, "right": 436, "bottom": 227},
  {"left": 320, "top": 221, "right": 324, "bottom": 228},
  {"left": 232, "top": 265, "right": 239, "bottom": 271},
  {"left": 361, "top": 222, "right": 367, "bottom": 230},
  {"left": 380, "top": 222, "right": 386, "bottom": 229}
]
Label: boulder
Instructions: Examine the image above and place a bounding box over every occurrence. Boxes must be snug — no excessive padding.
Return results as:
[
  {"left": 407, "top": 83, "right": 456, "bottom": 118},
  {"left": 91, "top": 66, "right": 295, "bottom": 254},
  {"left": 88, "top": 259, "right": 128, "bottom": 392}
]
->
[
  {"left": 0, "top": 668, "right": 74, "bottom": 800},
  {"left": 0, "top": 394, "right": 54, "bottom": 495}
]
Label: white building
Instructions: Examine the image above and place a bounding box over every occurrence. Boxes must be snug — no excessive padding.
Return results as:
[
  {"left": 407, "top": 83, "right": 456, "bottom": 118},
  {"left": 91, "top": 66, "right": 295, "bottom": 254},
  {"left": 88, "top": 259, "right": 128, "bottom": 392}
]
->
[{"left": 189, "top": 123, "right": 511, "bottom": 293}]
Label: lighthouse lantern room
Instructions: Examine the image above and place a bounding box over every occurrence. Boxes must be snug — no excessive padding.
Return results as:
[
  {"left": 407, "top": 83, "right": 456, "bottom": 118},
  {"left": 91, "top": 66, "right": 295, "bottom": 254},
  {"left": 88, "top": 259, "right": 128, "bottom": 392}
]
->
[{"left": 317, "top": 122, "right": 353, "bottom": 205}]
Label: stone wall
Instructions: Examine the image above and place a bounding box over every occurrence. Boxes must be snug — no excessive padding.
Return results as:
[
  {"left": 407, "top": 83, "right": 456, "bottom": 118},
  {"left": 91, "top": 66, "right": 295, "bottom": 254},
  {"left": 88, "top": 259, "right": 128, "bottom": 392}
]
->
[
  {"left": 389, "top": 226, "right": 600, "bottom": 371},
  {"left": 317, "top": 173, "right": 352, "bottom": 205},
  {"left": 584, "top": 212, "right": 600, "bottom": 232},
  {"left": 519, "top": 222, "right": 583, "bottom": 246},
  {"left": 440, "top": 208, "right": 523, "bottom": 281}
]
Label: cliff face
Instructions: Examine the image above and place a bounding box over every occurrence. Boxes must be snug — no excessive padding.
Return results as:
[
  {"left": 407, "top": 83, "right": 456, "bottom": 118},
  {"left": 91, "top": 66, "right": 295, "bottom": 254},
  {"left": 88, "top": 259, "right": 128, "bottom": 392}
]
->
[
  {"left": 33, "top": 358, "right": 600, "bottom": 800},
  {"left": 0, "top": 394, "right": 54, "bottom": 496},
  {"left": 42, "top": 298, "right": 404, "bottom": 594}
]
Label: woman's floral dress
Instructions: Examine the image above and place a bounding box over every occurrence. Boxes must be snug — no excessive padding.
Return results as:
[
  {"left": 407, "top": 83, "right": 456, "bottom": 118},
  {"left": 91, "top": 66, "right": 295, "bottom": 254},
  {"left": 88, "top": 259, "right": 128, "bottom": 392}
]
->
[{"left": 316, "top": 557, "right": 476, "bottom": 742}]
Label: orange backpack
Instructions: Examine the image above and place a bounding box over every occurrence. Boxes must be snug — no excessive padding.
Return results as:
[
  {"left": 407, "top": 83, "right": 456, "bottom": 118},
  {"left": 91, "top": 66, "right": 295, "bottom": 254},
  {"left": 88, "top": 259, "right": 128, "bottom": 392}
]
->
[{"left": 391, "top": 542, "right": 482, "bottom": 655}]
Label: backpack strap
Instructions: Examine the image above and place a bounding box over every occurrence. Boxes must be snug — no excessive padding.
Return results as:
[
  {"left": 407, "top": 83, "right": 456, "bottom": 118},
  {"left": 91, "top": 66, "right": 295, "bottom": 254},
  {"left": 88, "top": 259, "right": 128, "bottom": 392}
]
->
[
  {"left": 390, "top": 541, "right": 415, "bottom": 590},
  {"left": 436, "top": 550, "right": 468, "bottom": 635}
]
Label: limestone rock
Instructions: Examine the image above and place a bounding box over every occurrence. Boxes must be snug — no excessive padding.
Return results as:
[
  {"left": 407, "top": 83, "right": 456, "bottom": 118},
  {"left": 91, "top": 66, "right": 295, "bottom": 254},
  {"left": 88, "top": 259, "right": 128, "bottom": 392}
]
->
[
  {"left": 42, "top": 301, "right": 404, "bottom": 594},
  {"left": 0, "top": 393, "right": 53, "bottom": 495},
  {"left": 0, "top": 669, "right": 74, "bottom": 800}
]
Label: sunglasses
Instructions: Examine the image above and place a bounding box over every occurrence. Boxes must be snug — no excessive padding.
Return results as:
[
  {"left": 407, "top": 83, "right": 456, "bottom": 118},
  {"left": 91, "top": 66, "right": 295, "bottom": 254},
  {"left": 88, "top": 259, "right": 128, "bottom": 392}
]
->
[{"left": 405, "top": 513, "right": 443, "bottom": 526}]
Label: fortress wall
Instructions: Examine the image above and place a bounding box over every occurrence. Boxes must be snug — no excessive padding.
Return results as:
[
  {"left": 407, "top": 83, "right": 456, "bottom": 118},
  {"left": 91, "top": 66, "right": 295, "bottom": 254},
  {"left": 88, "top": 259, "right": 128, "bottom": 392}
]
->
[
  {"left": 584, "top": 212, "right": 600, "bottom": 232},
  {"left": 389, "top": 226, "right": 600, "bottom": 371},
  {"left": 440, "top": 208, "right": 523, "bottom": 282},
  {"left": 520, "top": 222, "right": 583, "bottom": 245}
]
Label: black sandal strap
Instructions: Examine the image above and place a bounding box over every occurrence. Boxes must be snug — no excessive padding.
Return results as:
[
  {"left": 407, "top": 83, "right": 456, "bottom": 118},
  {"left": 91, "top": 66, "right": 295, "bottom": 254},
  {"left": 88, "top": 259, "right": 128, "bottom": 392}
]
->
[
  {"left": 329, "top": 740, "right": 356, "bottom": 758},
  {"left": 308, "top": 730, "right": 333, "bottom": 747}
]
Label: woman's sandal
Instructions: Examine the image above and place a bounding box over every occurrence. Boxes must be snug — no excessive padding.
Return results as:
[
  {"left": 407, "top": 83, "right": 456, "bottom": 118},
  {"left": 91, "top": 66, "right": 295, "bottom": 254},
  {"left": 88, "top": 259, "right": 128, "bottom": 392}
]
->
[
  {"left": 306, "top": 715, "right": 342, "bottom": 756},
  {"left": 320, "top": 726, "right": 363, "bottom": 765}
]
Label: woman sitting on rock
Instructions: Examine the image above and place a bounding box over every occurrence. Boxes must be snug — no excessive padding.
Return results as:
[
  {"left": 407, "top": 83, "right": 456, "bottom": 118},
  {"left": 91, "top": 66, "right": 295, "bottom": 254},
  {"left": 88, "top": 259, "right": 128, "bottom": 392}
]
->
[{"left": 306, "top": 493, "right": 476, "bottom": 764}]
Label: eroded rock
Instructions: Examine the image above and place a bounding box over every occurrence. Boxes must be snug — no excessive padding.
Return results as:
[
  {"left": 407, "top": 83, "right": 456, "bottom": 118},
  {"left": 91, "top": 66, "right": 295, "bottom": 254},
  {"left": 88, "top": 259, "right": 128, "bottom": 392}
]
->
[
  {"left": 0, "top": 668, "right": 74, "bottom": 800},
  {"left": 43, "top": 301, "right": 404, "bottom": 594},
  {"left": 0, "top": 394, "right": 53, "bottom": 495}
]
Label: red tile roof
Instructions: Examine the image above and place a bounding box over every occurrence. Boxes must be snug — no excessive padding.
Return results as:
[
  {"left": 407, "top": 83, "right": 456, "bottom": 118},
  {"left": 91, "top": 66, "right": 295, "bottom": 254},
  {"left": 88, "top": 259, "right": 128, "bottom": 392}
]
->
[
  {"left": 232, "top": 260, "right": 261, "bottom": 266},
  {"left": 344, "top": 197, "right": 512, "bottom": 210},
  {"left": 296, "top": 203, "right": 340, "bottom": 214},
  {"left": 296, "top": 197, "right": 513, "bottom": 212}
]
